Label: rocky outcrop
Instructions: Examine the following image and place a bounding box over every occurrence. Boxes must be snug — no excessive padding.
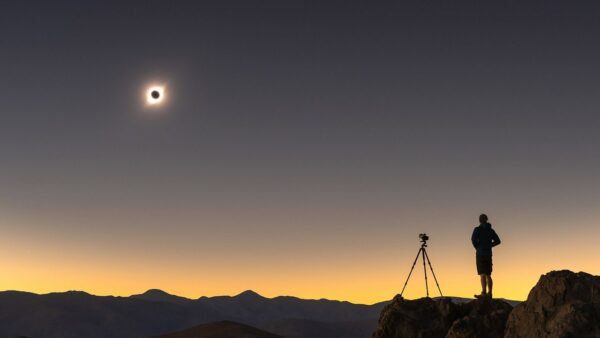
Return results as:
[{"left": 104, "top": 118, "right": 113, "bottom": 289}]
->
[
  {"left": 446, "top": 298, "right": 512, "bottom": 338},
  {"left": 374, "top": 270, "right": 600, "bottom": 338},
  {"left": 372, "top": 295, "right": 512, "bottom": 338},
  {"left": 372, "top": 296, "right": 460, "bottom": 337},
  {"left": 504, "top": 270, "right": 600, "bottom": 338}
]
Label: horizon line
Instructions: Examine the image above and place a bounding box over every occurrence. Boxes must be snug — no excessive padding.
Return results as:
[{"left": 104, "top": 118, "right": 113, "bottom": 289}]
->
[{"left": 0, "top": 287, "right": 523, "bottom": 305}]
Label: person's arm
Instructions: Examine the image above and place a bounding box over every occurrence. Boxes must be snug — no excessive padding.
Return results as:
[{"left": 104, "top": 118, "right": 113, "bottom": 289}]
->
[
  {"left": 491, "top": 229, "right": 501, "bottom": 247},
  {"left": 471, "top": 228, "right": 479, "bottom": 249}
]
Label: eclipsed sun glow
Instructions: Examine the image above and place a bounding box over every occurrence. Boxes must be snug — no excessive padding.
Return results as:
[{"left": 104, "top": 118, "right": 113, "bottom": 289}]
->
[{"left": 146, "top": 86, "right": 165, "bottom": 105}]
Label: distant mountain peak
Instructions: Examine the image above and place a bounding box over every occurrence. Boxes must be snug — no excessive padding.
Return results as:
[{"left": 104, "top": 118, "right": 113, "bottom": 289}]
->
[
  {"left": 141, "top": 289, "right": 171, "bottom": 296},
  {"left": 130, "top": 289, "right": 191, "bottom": 303},
  {"left": 55, "top": 290, "right": 91, "bottom": 297},
  {"left": 236, "top": 290, "right": 265, "bottom": 299}
]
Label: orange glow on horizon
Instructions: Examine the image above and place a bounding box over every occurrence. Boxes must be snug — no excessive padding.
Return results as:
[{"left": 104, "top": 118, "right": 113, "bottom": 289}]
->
[{"left": 2, "top": 210, "right": 599, "bottom": 305}]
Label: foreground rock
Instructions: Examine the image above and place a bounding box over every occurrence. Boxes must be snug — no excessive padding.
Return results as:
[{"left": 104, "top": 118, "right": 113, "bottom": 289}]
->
[
  {"left": 446, "top": 298, "right": 512, "bottom": 338},
  {"left": 504, "top": 270, "right": 600, "bottom": 338},
  {"left": 372, "top": 296, "right": 512, "bottom": 338},
  {"left": 374, "top": 270, "right": 600, "bottom": 338}
]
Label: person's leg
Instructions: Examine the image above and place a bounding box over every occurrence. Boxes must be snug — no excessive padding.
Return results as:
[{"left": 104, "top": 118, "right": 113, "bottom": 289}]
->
[
  {"left": 486, "top": 256, "right": 493, "bottom": 298},
  {"left": 475, "top": 256, "right": 487, "bottom": 298},
  {"left": 480, "top": 274, "right": 487, "bottom": 294}
]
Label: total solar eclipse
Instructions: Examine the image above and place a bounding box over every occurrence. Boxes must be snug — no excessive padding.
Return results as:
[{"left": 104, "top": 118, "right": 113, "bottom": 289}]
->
[{"left": 146, "top": 86, "right": 165, "bottom": 105}]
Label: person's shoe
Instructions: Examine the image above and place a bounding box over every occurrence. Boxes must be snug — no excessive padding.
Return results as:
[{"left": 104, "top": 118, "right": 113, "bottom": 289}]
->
[
  {"left": 487, "top": 292, "right": 493, "bottom": 299},
  {"left": 474, "top": 293, "right": 486, "bottom": 299}
]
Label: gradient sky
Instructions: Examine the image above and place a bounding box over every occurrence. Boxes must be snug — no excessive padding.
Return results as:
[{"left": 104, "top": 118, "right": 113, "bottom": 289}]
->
[{"left": 1, "top": 1, "right": 599, "bottom": 304}]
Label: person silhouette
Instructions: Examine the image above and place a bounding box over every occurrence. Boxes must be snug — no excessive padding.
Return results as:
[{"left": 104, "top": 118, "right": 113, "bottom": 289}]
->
[{"left": 471, "top": 214, "right": 501, "bottom": 299}]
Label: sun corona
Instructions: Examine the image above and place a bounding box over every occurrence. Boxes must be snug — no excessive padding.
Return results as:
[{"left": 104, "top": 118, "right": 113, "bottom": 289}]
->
[{"left": 146, "top": 85, "right": 165, "bottom": 106}]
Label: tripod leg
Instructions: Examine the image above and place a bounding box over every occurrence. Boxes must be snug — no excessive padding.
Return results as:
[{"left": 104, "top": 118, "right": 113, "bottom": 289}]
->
[
  {"left": 424, "top": 249, "right": 444, "bottom": 297},
  {"left": 422, "top": 248, "right": 429, "bottom": 297},
  {"left": 400, "top": 248, "right": 422, "bottom": 297}
]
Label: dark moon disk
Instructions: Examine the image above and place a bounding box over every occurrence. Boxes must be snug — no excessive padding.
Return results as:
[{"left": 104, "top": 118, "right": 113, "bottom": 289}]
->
[{"left": 151, "top": 90, "right": 160, "bottom": 99}]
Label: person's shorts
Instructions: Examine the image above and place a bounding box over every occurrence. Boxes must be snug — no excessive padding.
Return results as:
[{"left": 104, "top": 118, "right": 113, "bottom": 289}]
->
[{"left": 476, "top": 255, "right": 493, "bottom": 275}]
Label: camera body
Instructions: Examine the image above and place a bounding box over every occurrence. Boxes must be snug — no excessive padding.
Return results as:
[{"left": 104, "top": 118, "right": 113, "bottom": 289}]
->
[{"left": 419, "top": 233, "right": 429, "bottom": 243}]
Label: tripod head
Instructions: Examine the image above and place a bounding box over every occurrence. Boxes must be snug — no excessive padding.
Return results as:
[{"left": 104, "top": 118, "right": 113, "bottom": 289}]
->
[{"left": 419, "top": 233, "right": 429, "bottom": 247}]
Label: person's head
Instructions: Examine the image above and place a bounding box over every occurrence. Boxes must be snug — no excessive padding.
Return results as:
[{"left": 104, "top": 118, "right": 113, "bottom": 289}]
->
[{"left": 479, "top": 214, "right": 488, "bottom": 224}]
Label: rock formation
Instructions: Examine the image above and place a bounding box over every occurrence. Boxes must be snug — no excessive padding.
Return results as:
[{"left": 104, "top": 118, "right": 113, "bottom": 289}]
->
[
  {"left": 372, "top": 296, "right": 460, "bottom": 337},
  {"left": 504, "top": 270, "right": 600, "bottom": 338},
  {"left": 374, "top": 270, "right": 600, "bottom": 338},
  {"left": 446, "top": 298, "right": 512, "bottom": 338},
  {"left": 372, "top": 295, "right": 512, "bottom": 338}
]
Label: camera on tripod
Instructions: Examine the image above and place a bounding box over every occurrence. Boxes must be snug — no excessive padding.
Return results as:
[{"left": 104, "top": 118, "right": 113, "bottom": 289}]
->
[{"left": 400, "top": 232, "right": 443, "bottom": 298}]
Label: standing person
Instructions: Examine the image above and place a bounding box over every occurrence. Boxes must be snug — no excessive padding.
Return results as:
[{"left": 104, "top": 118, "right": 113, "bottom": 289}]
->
[{"left": 471, "top": 214, "right": 501, "bottom": 299}]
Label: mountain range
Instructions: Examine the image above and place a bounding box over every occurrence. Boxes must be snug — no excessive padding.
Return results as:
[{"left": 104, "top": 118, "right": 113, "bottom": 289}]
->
[{"left": 0, "top": 289, "right": 389, "bottom": 338}]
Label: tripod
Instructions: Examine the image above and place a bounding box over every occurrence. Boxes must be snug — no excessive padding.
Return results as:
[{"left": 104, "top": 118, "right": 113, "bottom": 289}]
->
[{"left": 400, "top": 234, "right": 443, "bottom": 298}]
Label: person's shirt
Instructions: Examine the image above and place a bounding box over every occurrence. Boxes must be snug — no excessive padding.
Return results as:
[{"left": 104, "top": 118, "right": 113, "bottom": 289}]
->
[{"left": 471, "top": 222, "right": 501, "bottom": 256}]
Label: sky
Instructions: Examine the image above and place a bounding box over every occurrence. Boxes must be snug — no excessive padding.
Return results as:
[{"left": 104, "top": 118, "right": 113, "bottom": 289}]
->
[{"left": 0, "top": 1, "right": 599, "bottom": 304}]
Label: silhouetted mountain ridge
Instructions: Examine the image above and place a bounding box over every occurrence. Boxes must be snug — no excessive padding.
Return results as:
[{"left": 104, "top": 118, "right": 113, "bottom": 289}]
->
[{"left": 0, "top": 289, "right": 388, "bottom": 338}]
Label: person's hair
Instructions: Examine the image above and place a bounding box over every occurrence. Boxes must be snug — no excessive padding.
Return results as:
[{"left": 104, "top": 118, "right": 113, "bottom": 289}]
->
[{"left": 479, "top": 214, "right": 488, "bottom": 223}]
